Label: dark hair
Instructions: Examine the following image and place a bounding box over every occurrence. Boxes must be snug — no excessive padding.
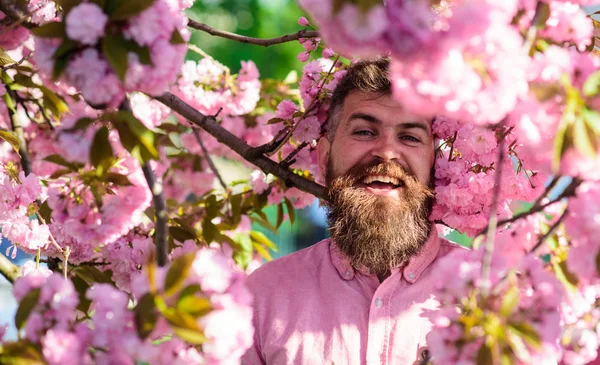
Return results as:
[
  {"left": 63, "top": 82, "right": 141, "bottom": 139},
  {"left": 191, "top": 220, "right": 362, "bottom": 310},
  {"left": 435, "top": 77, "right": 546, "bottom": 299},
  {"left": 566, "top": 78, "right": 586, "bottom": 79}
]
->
[{"left": 326, "top": 57, "right": 392, "bottom": 140}]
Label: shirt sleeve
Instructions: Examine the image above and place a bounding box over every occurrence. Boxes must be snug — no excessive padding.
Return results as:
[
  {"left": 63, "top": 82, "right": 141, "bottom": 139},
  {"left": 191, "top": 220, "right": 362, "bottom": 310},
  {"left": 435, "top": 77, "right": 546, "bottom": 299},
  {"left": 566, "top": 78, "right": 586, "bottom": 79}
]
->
[{"left": 242, "top": 271, "right": 267, "bottom": 365}]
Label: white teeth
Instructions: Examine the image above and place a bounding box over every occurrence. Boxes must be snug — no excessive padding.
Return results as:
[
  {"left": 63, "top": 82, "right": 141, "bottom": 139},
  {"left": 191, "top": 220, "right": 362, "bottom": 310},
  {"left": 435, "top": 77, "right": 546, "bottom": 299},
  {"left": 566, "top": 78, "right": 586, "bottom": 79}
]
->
[{"left": 362, "top": 175, "right": 401, "bottom": 186}]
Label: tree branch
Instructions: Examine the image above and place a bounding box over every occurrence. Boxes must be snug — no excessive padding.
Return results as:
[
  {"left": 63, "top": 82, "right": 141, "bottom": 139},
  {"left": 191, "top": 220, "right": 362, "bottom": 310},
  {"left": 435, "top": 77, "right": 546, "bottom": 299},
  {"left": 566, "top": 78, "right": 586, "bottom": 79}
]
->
[
  {"left": 0, "top": 253, "right": 20, "bottom": 283},
  {"left": 6, "top": 87, "right": 32, "bottom": 175},
  {"left": 120, "top": 99, "right": 169, "bottom": 267},
  {"left": 187, "top": 19, "right": 319, "bottom": 47},
  {"left": 0, "top": 0, "right": 27, "bottom": 23},
  {"left": 154, "top": 92, "right": 326, "bottom": 200},
  {"left": 193, "top": 125, "right": 227, "bottom": 190},
  {"left": 529, "top": 208, "right": 569, "bottom": 254}
]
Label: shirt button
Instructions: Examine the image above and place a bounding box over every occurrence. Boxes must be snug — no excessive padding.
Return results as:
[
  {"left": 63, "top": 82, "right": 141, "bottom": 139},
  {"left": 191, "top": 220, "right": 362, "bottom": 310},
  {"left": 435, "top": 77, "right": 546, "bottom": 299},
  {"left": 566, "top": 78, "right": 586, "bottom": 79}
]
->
[
  {"left": 375, "top": 298, "right": 383, "bottom": 308},
  {"left": 407, "top": 272, "right": 415, "bottom": 280}
]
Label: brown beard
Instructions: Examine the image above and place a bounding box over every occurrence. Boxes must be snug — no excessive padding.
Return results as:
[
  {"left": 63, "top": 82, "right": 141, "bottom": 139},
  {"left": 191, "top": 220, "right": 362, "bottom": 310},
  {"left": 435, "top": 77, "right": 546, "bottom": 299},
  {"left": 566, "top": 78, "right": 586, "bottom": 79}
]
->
[{"left": 324, "top": 159, "right": 435, "bottom": 276}]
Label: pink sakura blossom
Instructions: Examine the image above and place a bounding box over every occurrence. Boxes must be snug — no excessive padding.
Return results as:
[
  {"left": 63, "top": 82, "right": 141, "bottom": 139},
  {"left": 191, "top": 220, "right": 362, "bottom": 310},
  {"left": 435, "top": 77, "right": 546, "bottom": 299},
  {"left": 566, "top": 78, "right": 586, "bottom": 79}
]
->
[
  {"left": 27, "top": 0, "right": 57, "bottom": 24},
  {"left": 565, "top": 182, "right": 600, "bottom": 247},
  {"left": 275, "top": 100, "right": 297, "bottom": 120},
  {"left": 284, "top": 187, "right": 315, "bottom": 209},
  {"left": 298, "top": 16, "right": 309, "bottom": 26},
  {"left": 249, "top": 170, "right": 269, "bottom": 194},
  {"left": 173, "top": 58, "right": 261, "bottom": 117},
  {"left": 41, "top": 329, "right": 85, "bottom": 365},
  {"left": 293, "top": 116, "right": 321, "bottom": 143},
  {"left": 65, "top": 3, "right": 108, "bottom": 45},
  {"left": 428, "top": 248, "right": 563, "bottom": 364}
]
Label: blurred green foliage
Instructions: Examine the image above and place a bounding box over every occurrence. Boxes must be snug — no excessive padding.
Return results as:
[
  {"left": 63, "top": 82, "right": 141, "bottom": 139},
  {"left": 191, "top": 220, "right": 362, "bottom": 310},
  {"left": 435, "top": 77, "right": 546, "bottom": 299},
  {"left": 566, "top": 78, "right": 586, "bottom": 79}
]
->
[{"left": 186, "top": 0, "right": 308, "bottom": 79}]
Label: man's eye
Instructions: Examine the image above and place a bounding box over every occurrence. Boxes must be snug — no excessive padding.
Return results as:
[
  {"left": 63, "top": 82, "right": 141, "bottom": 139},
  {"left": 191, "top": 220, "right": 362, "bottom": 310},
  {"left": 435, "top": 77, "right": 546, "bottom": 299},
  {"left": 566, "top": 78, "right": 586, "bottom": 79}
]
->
[
  {"left": 400, "top": 135, "right": 420, "bottom": 142},
  {"left": 353, "top": 130, "right": 374, "bottom": 136}
]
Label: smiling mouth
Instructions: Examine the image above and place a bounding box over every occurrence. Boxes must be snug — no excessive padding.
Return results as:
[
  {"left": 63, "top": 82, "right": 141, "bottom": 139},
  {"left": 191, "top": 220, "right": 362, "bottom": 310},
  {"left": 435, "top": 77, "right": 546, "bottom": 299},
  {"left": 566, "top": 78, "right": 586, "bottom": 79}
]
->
[{"left": 358, "top": 174, "right": 404, "bottom": 193}]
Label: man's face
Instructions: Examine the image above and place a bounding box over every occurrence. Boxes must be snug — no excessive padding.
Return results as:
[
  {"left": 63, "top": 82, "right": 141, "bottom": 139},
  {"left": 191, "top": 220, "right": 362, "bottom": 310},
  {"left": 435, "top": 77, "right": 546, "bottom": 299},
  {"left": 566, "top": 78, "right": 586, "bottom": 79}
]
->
[
  {"left": 318, "top": 91, "right": 435, "bottom": 190},
  {"left": 318, "top": 91, "right": 436, "bottom": 275}
]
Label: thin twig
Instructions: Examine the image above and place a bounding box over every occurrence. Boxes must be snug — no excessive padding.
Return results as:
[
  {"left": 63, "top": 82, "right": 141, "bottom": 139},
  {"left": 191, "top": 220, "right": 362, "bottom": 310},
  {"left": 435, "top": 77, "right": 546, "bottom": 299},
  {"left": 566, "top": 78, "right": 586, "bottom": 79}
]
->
[
  {"left": 187, "top": 19, "right": 319, "bottom": 47},
  {"left": 0, "top": 253, "right": 21, "bottom": 283},
  {"left": 193, "top": 128, "right": 227, "bottom": 190},
  {"left": 529, "top": 208, "right": 569, "bottom": 254},
  {"left": 154, "top": 92, "right": 326, "bottom": 200},
  {"left": 531, "top": 175, "right": 560, "bottom": 209},
  {"left": 6, "top": 87, "right": 32, "bottom": 175},
  {"left": 480, "top": 129, "right": 507, "bottom": 298},
  {"left": 62, "top": 246, "right": 70, "bottom": 279},
  {"left": 120, "top": 99, "right": 169, "bottom": 267},
  {"left": 474, "top": 178, "right": 582, "bottom": 238},
  {"left": 261, "top": 55, "right": 340, "bottom": 157},
  {"left": 281, "top": 142, "right": 308, "bottom": 168},
  {"left": 141, "top": 162, "right": 169, "bottom": 267}
]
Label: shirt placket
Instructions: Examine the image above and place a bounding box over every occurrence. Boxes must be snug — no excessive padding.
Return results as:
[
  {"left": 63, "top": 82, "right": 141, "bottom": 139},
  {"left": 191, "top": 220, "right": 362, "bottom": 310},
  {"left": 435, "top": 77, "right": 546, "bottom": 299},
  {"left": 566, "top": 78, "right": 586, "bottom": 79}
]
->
[{"left": 365, "top": 274, "right": 401, "bottom": 365}]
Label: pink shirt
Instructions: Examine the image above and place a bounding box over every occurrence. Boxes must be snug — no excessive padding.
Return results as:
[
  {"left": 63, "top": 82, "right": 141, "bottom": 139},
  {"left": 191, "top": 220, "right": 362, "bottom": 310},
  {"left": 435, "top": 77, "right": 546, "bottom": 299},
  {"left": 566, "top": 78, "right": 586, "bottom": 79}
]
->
[{"left": 243, "top": 228, "right": 463, "bottom": 365}]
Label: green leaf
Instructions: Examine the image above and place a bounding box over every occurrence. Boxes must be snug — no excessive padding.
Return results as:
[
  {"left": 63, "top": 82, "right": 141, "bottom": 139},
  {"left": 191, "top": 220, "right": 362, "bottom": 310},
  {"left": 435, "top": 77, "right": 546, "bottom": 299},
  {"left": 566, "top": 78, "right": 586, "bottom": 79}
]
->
[
  {"left": 52, "top": 53, "right": 73, "bottom": 81},
  {"left": 252, "top": 211, "right": 277, "bottom": 233},
  {"left": 583, "top": 70, "right": 600, "bottom": 97},
  {"left": 102, "top": 34, "right": 129, "bottom": 81},
  {"left": 573, "top": 117, "right": 598, "bottom": 158},
  {"left": 64, "top": 117, "right": 96, "bottom": 133},
  {"left": 230, "top": 194, "right": 242, "bottom": 226},
  {"left": 283, "top": 197, "right": 295, "bottom": 226},
  {"left": 52, "top": 39, "right": 78, "bottom": 59},
  {"left": 111, "top": 111, "right": 159, "bottom": 163},
  {"left": 75, "top": 265, "right": 113, "bottom": 285},
  {"left": 552, "top": 118, "right": 571, "bottom": 172},
  {"left": 276, "top": 203, "right": 284, "bottom": 229},
  {"left": 201, "top": 219, "right": 219, "bottom": 243},
  {"left": 57, "top": 0, "right": 83, "bottom": 15},
  {"left": 476, "top": 344, "right": 494, "bottom": 365},
  {"left": 0, "top": 130, "right": 20, "bottom": 156},
  {"left": 39, "top": 85, "right": 69, "bottom": 116},
  {"left": 0, "top": 46, "right": 16, "bottom": 66},
  {"left": 90, "top": 126, "right": 115, "bottom": 173},
  {"left": 267, "top": 117, "right": 285, "bottom": 125},
  {"left": 177, "top": 295, "right": 211, "bottom": 317},
  {"left": 2, "top": 88, "right": 16, "bottom": 113},
  {"left": 582, "top": 108, "right": 600, "bottom": 135},
  {"left": 205, "top": 194, "right": 219, "bottom": 220},
  {"left": 0, "top": 340, "right": 44, "bottom": 365},
  {"left": 250, "top": 230, "right": 278, "bottom": 252},
  {"left": 15, "top": 289, "right": 41, "bottom": 330},
  {"left": 161, "top": 309, "right": 207, "bottom": 344},
  {"left": 71, "top": 275, "right": 92, "bottom": 314},
  {"left": 509, "top": 322, "right": 541, "bottom": 349},
  {"left": 43, "top": 154, "right": 84, "bottom": 170},
  {"left": 13, "top": 74, "right": 36, "bottom": 88},
  {"left": 253, "top": 242, "right": 272, "bottom": 261},
  {"left": 38, "top": 200, "right": 52, "bottom": 223},
  {"left": 170, "top": 29, "right": 186, "bottom": 45},
  {"left": 30, "top": 22, "right": 65, "bottom": 38},
  {"left": 500, "top": 286, "right": 519, "bottom": 317},
  {"left": 104, "top": 172, "right": 133, "bottom": 186},
  {"left": 164, "top": 252, "right": 195, "bottom": 297},
  {"left": 135, "top": 293, "right": 158, "bottom": 340},
  {"left": 106, "top": 0, "right": 155, "bottom": 20}
]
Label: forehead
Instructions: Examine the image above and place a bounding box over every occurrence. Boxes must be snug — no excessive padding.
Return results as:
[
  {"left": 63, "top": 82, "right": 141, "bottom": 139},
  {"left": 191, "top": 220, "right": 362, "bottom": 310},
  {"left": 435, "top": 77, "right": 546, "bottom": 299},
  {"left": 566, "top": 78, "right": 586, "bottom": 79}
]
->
[{"left": 338, "top": 91, "right": 431, "bottom": 131}]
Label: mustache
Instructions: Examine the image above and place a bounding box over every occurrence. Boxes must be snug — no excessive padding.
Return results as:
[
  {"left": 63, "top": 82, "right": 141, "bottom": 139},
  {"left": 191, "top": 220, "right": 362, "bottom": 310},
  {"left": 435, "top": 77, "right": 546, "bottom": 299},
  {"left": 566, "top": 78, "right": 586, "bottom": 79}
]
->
[{"left": 342, "top": 161, "right": 417, "bottom": 186}]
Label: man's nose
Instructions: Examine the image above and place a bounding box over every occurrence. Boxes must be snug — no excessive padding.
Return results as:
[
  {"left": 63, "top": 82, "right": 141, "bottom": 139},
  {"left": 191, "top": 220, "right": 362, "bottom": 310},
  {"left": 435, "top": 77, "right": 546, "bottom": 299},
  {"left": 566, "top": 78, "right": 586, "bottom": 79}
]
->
[{"left": 371, "top": 133, "right": 400, "bottom": 162}]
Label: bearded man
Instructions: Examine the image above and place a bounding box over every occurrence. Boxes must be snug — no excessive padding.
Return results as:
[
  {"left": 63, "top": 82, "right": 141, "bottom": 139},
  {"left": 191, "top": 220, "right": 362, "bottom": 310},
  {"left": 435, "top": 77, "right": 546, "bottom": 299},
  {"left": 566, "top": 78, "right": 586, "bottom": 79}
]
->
[{"left": 242, "top": 57, "right": 462, "bottom": 365}]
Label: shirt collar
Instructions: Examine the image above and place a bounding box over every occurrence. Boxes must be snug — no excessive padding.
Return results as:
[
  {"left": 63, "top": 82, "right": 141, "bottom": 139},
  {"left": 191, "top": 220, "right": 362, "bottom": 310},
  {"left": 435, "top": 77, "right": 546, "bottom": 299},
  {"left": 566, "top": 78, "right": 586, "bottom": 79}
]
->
[{"left": 329, "top": 226, "right": 441, "bottom": 283}]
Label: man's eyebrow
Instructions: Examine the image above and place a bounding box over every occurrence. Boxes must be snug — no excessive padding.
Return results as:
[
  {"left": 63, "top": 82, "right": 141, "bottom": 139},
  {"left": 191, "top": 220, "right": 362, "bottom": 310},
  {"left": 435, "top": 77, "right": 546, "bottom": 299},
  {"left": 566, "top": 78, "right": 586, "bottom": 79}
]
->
[{"left": 347, "top": 112, "right": 430, "bottom": 133}]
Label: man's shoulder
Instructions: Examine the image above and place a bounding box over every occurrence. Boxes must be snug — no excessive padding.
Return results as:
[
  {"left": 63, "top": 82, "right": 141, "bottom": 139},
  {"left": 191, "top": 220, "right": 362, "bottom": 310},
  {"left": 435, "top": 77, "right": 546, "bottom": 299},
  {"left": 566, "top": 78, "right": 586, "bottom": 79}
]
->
[{"left": 245, "top": 238, "right": 332, "bottom": 289}]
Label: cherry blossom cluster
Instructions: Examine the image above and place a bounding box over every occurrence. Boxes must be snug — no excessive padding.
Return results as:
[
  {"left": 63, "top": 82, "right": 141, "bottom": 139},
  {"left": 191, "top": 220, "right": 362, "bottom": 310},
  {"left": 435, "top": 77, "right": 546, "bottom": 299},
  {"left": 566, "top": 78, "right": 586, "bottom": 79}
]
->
[
  {"left": 299, "top": 0, "right": 596, "bottom": 126},
  {"left": 427, "top": 248, "right": 564, "bottom": 364},
  {"left": 432, "top": 119, "right": 545, "bottom": 235},
  {"left": 10, "top": 244, "right": 253, "bottom": 364},
  {"left": 0, "top": 0, "right": 56, "bottom": 51},
  {"left": 131, "top": 247, "right": 254, "bottom": 364},
  {"left": 32, "top": 0, "right": 192, "bottom": 106},
  {"left": 0, "top": 162, "right": 50, "bottom": 257}
]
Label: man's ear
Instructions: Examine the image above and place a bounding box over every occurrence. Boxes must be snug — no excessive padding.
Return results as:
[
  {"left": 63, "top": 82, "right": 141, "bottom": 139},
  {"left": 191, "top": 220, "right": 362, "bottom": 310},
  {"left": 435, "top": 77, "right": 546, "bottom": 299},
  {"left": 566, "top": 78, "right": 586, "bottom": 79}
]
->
[{"left": 317, "top": 136, "right": 330, "bottom": 182}]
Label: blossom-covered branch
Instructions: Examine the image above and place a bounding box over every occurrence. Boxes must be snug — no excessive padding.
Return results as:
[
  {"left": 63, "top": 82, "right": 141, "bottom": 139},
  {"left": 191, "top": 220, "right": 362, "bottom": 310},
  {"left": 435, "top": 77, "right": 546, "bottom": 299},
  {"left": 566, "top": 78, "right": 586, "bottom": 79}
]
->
[
  {"left": 187, "top": 19, "right": 319, "bottom": 47},
  {"left": 154, "top": 92, "right": 327, "bottom": 199}
]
